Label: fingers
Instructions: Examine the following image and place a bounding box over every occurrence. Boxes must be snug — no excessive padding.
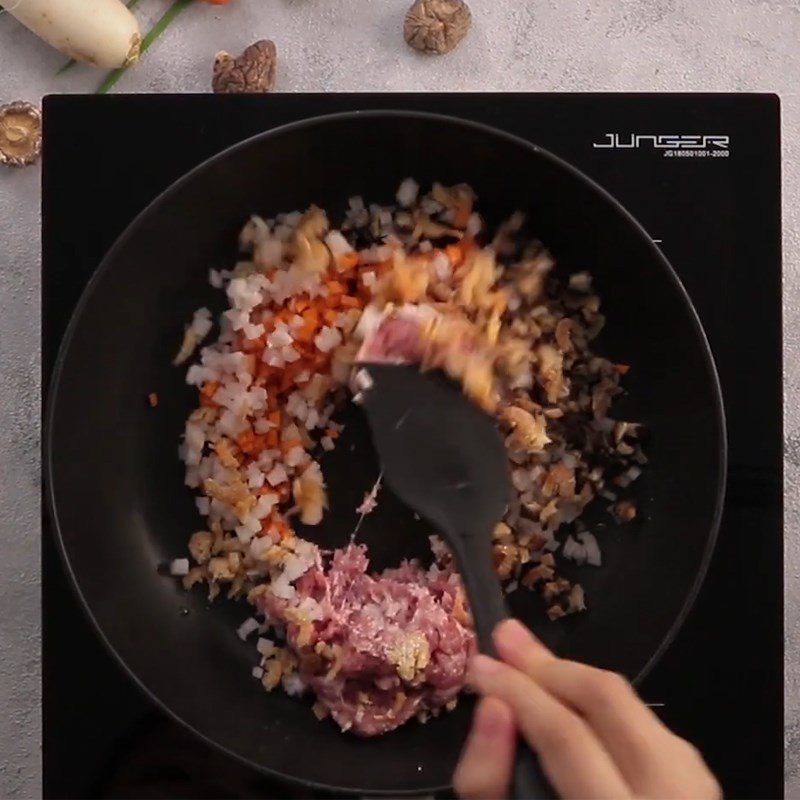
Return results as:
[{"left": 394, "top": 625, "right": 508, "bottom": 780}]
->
[
  {"left": 453, "top": 697, "right": 516, "bottom": 800},
  {"left": 468, "top": 654, "right": 631, "bottom": 800},
  {"left": 495, "top": 619, "right": 668, "bottom": 725},
  {"left": 492, "top": 620, "right": 710, "bottom": 798}
]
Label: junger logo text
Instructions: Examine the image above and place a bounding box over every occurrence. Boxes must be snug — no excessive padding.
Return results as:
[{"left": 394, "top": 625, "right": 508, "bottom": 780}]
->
[{"left": 593, "top": 133, "right": 730, "bottom": 151}]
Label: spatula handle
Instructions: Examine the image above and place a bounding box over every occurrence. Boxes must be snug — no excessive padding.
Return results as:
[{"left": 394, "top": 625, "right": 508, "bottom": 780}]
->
[{"left": 455, "top": 538, "right": 557, "bottom": 800}]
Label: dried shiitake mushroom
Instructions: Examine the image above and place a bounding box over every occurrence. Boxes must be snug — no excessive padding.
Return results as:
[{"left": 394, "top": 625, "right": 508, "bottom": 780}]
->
[
  {"left": 0, "top": 101, "right": 42, "bottom": 167},
  {"left": 212, "top": 40, "right": 277, "bottom": 93},
  {"left": 404, "top": 0, "right": 472, "bottom": 54}
]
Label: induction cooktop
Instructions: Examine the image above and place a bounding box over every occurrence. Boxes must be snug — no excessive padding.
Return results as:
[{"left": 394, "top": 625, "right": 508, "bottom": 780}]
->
[{"left": 42, "top": 93, "right": 783, "bottom": 799}]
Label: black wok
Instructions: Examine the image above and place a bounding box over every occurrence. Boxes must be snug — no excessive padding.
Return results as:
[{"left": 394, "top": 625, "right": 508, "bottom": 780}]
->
[{"left": 45, "top": 111, "right": 726, "bottom": 796}]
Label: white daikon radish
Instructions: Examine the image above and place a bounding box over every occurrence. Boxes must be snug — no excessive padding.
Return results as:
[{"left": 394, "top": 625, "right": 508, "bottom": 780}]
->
[{"left": 5, "top": 0, "right": 141, "bottom": 68}]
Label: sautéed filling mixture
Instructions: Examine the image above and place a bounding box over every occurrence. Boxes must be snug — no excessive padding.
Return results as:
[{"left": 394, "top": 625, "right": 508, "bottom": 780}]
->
[{"left": 169, "top": 180, "right": 645, "bottom": 735}]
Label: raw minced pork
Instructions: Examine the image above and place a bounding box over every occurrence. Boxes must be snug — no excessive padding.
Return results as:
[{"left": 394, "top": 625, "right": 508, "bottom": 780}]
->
[{"left": 255, "top": 543, "right": 473, "bottom": 735}]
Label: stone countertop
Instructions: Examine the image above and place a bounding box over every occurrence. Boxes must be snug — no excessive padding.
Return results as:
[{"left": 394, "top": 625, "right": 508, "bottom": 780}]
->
[{"left": 0, "top": 1, "right": 797, "bottom": 796}]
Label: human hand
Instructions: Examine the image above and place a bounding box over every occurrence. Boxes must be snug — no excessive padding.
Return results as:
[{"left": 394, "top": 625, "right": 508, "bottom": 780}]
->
[{"left": 453, "top": 619, "right": 721, "bottom": 800}]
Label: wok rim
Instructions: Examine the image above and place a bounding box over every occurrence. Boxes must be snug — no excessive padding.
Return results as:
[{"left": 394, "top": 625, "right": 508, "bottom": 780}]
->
[{"left": 44, "top": 108, "right": 727, "bottom": 796}]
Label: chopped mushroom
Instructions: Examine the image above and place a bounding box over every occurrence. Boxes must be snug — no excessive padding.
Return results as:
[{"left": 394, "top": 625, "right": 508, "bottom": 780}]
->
[
  {"left": 0, "top": 102, "right": 42, "bottom": 167},
  {"left": 403, "top": 0, "right": 472, "bottom": 54},
  {"left": 502, "top": 406, "right": 551, "bottom": 452},
  {"left": 188, "top": 531, "right": 213, "bottom": 564},
  {"left": 212, "top": 40, "right": 278, "bottom": 93}
]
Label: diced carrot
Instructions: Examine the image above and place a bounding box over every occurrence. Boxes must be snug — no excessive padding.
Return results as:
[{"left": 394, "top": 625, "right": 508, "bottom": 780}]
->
[
  {"left": 294, "top": 296, "right": 310, "bottom": 313},
  {"left": 323, "top": 309, "right": 339, "bottom": 326},
  {"left": 279, "top": 372, "right": 293, "bottom": 393},
  {"left": 279, "top": 363, "right": 301, "bottom": 392},
  {"left": 445, "top": 243, "right": 464, "bottom": 267},
  {"left": 339, "top": 294, "right": 362, "bottom": 309},
  {"left": 148, "top": 392, "right": 158, "bottom": 407},
  {"left": 280, "top": 438, "right": 303, "bottom": 455},
  {"left": 241, "top": 334, "right": 266, "bottom": 353},
  {"left": 295, "top": 324, "right": 316, "bottom": 343},
  {"left": 614, "top": 363, "right": 631, "bottom": 375},
  {"left": 266, "top": 429, "right": 279, "bottom": 448},
  {"left": 453, "top": 198, "right": 473, "bottom": 229},
  {"left": 373, "top": 260, "right": 393, "bottom": 275},
  {"left": 257, "top": 364, "right": 274, "bottom": 381},
  {"left": 277, "top": 520, "right": 293, "bottom": 540},
  {"left": 201, "top": 381, "right": 220, "bottom": 398},
  {"left": 326, "top": 280, "right": 345, "bottom": 295},
  {"left": 335, "top": 252, "right": 360, "bottom": 272},
  {"left": 325, "top": 428, "right": 340, "bottom": 440},
  {"left": 199, "top": 381, "right": 220, "bottom": 407},
  {"left": 236, "top": 428, "right": 255, "bottom": 452},
  {"left": 277, "top": 482, "right": 291, "bottom": 501}
]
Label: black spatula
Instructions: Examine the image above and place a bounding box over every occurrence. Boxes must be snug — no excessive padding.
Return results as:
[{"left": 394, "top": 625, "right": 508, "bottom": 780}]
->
[{"left": 359, "top": 363, "right": 555, "bottom": 800}]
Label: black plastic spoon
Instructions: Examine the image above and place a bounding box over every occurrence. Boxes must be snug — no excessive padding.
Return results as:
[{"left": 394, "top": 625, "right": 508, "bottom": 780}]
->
[{"left": 359, "top": 363, "right": 555, "bottom": 800}]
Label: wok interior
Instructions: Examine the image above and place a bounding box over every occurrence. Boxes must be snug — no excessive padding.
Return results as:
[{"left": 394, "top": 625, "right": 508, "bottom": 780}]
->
[{"left": 47, "top": 114, "right": 723, "bottom": 794}]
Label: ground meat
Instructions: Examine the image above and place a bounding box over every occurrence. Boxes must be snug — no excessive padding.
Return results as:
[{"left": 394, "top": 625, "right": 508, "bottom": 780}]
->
[
  {"left": 356, "top": 313, "right": 427, "bottom": 364},
  {"left": 256, "top": 544, "right": 474, "bottom": 735}
]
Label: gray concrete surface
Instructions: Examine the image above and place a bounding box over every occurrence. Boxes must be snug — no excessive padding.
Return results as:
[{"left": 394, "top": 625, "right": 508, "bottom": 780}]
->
[{"left": 0, "top": 0, "right": 797, "bottom": 796}]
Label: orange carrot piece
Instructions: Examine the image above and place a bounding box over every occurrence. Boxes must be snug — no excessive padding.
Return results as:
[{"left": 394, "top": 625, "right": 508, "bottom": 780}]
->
[
  {"left": 280, "top": 438, "right": 303, "bottom": 455},
  {"left": 236, "top": 429, "right": 255, "bottom": 453},
  {"left": 325, "top": 428, "right": 340, "bottom": 440},
  {"left": 295, "top": 324, "right": 315, "bottom": 343},
  {"left": 453, "top": 199, "right": 473, "bottom": 229},
  {"left": 373, "top": 260, "right": 393, "bottom": 275},
  {"left": 459, "top": 236, "right": 475, "bottom": 255},
  {"left": 614, "top": 363, "right": 631, "bottom": 375},
  {"left": 199, "top": 381, "right": 220, "bottom": 407},
  {"left": 280, "top": 362, "right": 304, "bottom": 392},
  {"left": 266, "top": 429, "right": 279, "bottom": 448},
  {"left": 323, "top": 309, "right": 339, "bottom": 326},
  {"left": 335, "top": 252, "right": 360, "bottom": 272},
  {"left": 339, "top": 295, "right": 362, "bottom": 309},
  {"left": 242, "top": 334, "right": 266, "bottom": 353},
  {"left": 445, "top": 244, "right": 464, "bottom": 267}
]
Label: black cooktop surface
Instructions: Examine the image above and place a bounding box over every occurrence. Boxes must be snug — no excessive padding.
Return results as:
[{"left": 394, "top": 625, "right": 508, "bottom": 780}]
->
[{"left": 42, "top": 93, "right": 783, "bottom": 799}]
